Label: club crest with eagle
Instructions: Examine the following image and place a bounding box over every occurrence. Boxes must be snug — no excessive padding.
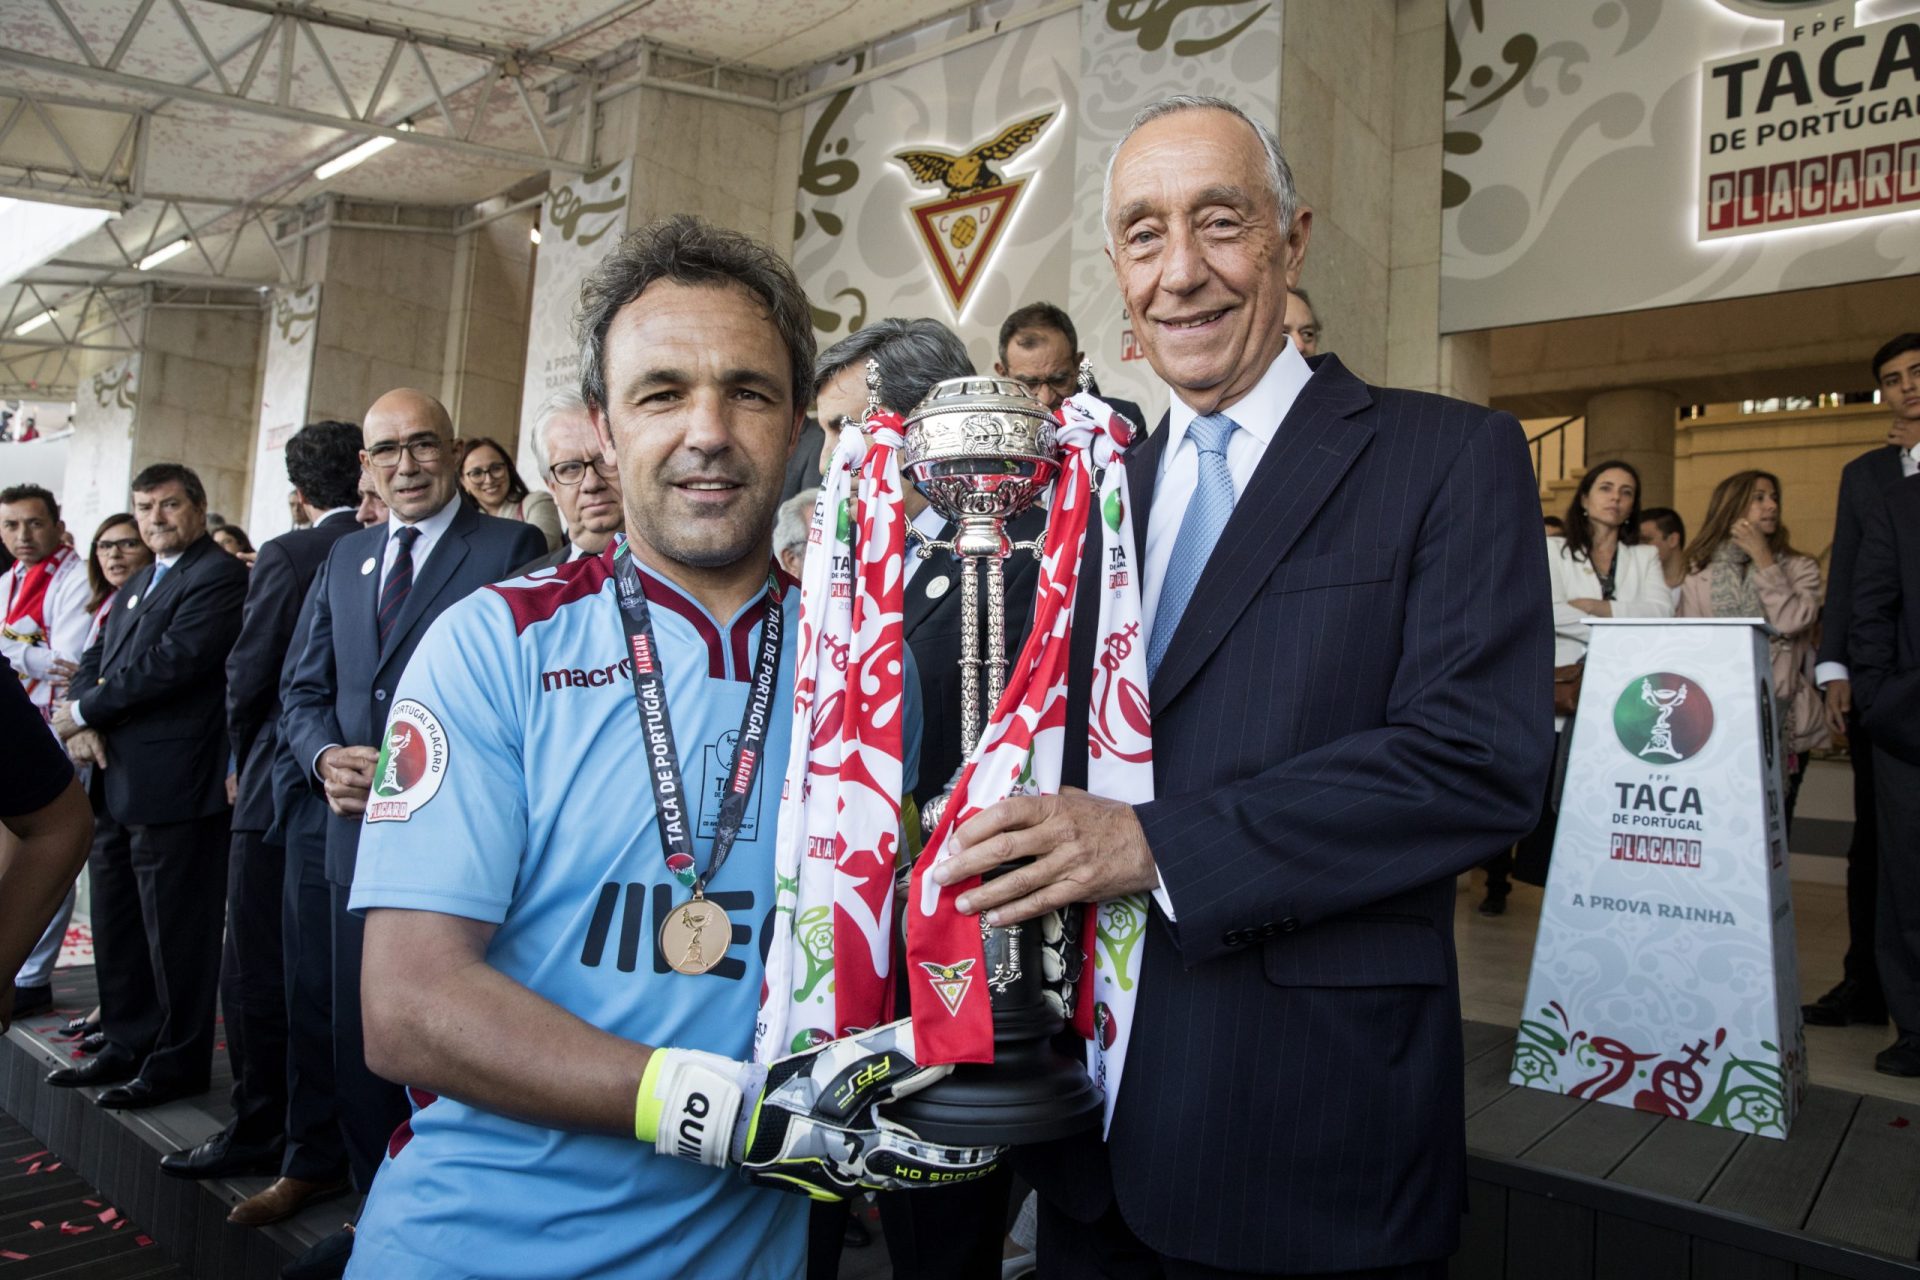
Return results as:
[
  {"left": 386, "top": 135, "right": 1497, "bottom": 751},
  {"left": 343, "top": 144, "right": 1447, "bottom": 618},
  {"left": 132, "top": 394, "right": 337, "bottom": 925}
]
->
[{"left": 893, "top": 110, "right": 1056, "bottom": 312}]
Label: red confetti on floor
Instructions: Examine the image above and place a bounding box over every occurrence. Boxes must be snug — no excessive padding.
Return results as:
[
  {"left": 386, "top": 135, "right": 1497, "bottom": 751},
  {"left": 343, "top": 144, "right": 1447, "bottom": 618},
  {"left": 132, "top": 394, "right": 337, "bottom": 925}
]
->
[
  {"left": 1892, "top": 1116, "right": 1911, "bottom": 1128},
  {"left": 135, "top": 1234, "right": 153, "bottom": 1247},
  {"left": 0, "top": 1250, "right": 29, "bottom": 1261}
]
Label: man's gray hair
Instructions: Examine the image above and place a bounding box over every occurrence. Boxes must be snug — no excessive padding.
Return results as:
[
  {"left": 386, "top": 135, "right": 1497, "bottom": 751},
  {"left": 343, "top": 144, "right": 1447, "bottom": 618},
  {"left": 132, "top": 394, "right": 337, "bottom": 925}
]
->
[
  {"left": 527, "top": 388, "right": 591, "bottom": 475},
  {"left": 813, "top": 318, "right": 974, "bottom": 417},
  {"left": 774, "top": 489, "right": 817, "bottom": 560},
  {"left": 1101, "top": 95, "right": 1298, "bottom": 246},
  {"left": 577, "top": 215, "right": 816, "bottom": 419}
]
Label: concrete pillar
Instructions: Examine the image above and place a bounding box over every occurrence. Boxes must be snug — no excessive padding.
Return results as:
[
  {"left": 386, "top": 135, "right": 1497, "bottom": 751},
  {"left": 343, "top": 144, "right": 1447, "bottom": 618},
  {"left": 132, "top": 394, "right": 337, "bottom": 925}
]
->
[{"left": 1585, "top": 387, "right": 1679, "bottom": 508}]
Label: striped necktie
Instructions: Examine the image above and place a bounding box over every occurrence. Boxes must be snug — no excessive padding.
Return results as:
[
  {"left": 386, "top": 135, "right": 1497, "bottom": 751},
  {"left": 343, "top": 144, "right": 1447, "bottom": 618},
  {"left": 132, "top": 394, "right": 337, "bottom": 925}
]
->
[
  {"left": 378, "top": 526, "right": 421, "bottom": 650},
  {"left": 1146, "top": 411, "right": 1238, "bottom": 681}
]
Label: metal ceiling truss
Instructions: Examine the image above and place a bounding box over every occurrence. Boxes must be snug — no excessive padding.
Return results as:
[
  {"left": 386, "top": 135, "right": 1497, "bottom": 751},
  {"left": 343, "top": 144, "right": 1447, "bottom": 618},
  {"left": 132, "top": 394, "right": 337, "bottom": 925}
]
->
[
  {"left": 0, "top": 282, "right": 147, "bottom": 398},
  {"left": 1, "top": 0, "right": 595, "bottom": 178},
  {"left": 0, "top": 88, "right": 145, "bottom": 209}
]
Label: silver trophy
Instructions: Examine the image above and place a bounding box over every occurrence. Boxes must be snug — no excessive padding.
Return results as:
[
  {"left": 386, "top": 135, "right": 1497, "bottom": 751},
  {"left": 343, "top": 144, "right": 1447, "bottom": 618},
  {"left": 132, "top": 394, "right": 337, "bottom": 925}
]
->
[{"left": 886, "top": 371, "right": 1104, "bottom": 1146}]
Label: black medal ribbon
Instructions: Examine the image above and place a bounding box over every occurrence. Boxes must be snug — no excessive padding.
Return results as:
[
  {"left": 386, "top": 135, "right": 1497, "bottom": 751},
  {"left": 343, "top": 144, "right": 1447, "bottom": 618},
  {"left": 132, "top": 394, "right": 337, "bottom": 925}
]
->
[{"left": 614, "top": 543, "right": 784, "bottom": 896}]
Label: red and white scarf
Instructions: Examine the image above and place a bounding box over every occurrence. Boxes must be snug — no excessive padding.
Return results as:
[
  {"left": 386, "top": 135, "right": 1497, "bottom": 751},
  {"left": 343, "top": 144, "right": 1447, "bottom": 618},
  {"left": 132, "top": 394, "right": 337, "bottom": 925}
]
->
[
  {"left": 4, "top": 544, "right": 78, "bottom": 712},
  {"left": 905, "top": 394, "right": 1152, "bottom": 1131},
  {"left": 756, "top": 414, "right": 909, "bottom": 1060}
]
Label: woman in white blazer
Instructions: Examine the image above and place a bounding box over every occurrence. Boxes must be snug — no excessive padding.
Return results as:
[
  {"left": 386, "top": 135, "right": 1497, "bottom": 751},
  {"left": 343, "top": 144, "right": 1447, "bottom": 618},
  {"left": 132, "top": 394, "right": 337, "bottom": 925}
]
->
[{"left": 1483, "top": 460, "right": 1673, "bottom": 913}]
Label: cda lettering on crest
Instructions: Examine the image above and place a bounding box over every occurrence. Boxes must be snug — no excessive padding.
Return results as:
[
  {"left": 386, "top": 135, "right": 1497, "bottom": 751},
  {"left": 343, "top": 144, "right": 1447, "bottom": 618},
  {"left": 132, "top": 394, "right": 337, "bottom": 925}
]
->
[{"left": 366, "top": 698, "right": 449, "bottom": 823}]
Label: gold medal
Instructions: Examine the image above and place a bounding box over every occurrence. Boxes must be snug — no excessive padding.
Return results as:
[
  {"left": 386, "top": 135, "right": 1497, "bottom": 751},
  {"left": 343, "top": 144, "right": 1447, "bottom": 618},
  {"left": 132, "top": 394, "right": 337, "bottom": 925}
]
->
[{"left": 660, "top": 895, "right": 732, "bottom": 976}]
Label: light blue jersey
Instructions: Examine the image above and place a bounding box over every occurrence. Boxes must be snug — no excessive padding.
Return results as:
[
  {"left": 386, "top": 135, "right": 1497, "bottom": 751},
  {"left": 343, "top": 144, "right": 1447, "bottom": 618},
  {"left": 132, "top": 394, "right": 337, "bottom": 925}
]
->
[{"left": 346, "top": 544, "right": 917, "bottom": 1280}]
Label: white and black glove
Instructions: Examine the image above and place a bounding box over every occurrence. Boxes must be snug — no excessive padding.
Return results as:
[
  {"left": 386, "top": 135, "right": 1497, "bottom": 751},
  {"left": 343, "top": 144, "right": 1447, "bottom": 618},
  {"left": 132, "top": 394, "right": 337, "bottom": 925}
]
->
[{"left": 635, "top": 1019, "right": 1005, "bottom": 1202}]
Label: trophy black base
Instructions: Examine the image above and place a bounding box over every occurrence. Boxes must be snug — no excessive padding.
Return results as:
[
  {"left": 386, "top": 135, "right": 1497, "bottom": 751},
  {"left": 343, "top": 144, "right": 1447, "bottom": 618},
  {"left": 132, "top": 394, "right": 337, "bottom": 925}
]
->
[{"left": 888, "top": 1032, "right": 1105, "bottom": 1146}]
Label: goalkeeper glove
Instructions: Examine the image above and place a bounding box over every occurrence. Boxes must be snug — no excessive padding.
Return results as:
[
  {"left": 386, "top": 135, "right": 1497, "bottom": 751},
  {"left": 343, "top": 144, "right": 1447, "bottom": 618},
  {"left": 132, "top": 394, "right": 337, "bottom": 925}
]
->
[{"left": 635, "top": 1018, "right": 1005, "bottom": 1201}]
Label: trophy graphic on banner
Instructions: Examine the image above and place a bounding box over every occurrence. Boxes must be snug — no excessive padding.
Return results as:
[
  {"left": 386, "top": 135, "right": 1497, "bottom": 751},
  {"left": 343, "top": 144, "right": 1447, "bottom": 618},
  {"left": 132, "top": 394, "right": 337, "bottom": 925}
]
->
[
  {"left": 1638, "top": 678, "right": 1688, "bottom": 761},
  {"left": 883, "top": 371, "right": 1105, "bottom": 1145}
]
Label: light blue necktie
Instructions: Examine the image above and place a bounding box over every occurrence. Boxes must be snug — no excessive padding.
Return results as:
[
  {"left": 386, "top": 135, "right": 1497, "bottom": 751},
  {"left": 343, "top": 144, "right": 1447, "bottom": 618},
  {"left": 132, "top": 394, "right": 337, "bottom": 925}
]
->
[
  {"left": 1147, "top": 412, "right": 1237, "bottom": 681},
  {"left": 148, "top": 560, "right": 169, "bottom": 590}
]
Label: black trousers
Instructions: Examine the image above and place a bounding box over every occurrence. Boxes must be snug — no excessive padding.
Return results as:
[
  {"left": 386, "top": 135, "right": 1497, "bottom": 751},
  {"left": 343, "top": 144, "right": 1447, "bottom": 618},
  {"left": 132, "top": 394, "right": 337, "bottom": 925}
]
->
[
  {"left": 1845, "top": 716, "right": 1885, "bottom": 1002},
  {"left": 1035, "top": 1197, "right": 1446, "bottom": 1280},
  {"left": 329, "top": 879, "right": 409, "bottom": 1192},
  {"left": 90, "top": 810, "right": 229, "bottom": 1089},
  {"left": 1873, "top": 747, "right": 1920, "bottom": 1040},
  {"left": 222, "top": 829, "right": 289, "bottom": 1151},
  {"left": 281, "top": 806, "right": 347, "bottom": 1182}
]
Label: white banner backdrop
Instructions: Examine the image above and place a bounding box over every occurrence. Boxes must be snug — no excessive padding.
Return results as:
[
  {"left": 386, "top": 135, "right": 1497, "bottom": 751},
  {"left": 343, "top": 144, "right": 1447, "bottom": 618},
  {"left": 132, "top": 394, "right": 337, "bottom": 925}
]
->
[
  {"left": 61, "top": 355, "right": 140, "bottom": 548},
  {"left": 1068, "top": 0, "right": 1284, "bottom": 421},
  {"left": 517, "top": 160, "right": 630, "bottom": 481},
  {"left": 1440, "top": 0, "right": 1920, "bottom": 333},
  {"left": 1512, "top": 620, "right": 1805, "bottom": 1139},
  {"left": 790, "top": 11, "right": 1080, "bottom": 376},
  {"left": 245, "top": 285, "right": 320, "bottom": 541}
]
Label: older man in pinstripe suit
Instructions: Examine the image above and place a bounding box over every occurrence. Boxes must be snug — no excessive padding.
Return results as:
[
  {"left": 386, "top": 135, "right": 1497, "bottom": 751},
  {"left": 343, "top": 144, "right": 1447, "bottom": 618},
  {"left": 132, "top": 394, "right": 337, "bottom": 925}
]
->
[{"left": 937, "top": 97, "right": 1552, "bottom": 1278}]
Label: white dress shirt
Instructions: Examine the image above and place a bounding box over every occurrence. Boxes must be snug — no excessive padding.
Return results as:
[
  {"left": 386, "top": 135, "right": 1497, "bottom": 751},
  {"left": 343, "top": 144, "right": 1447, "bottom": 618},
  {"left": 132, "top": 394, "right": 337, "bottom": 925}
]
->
[
  {"left": 381, "top": 497, "right": 460, "bottom": 583},
  {"left": 1136, "top": 341, "right": 1314, "bottom": 920},
  {"left": 1816, "top": 441, "right": 1919, "bottom": 687},
  {"left": 1141, "top": 340, "right": 1312, "bottom": 644},
  {"left": 903, "top": 505, "right": 948, "bottom": 585}
]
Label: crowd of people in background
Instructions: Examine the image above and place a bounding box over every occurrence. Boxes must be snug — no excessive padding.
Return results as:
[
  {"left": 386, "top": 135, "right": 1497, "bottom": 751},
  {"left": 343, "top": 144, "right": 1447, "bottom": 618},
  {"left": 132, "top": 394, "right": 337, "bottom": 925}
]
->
[{"left": 1, "top": 124, "right": 1918, "bottom": 1278}]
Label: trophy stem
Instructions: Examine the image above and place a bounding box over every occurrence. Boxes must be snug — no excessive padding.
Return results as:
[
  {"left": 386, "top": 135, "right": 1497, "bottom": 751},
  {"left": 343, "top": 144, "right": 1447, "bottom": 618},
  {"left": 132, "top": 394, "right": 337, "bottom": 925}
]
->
[
  {"left": 959, "top": 555, "right": 982, "bottom": 752},
  {"left": 985, "top": 553, "right": 1007, "bottom": 721}
]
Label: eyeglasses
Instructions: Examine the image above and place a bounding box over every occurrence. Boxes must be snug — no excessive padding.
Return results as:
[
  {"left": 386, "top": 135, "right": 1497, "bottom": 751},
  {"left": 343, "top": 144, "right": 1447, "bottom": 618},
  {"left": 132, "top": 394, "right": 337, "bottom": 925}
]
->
[
  {"left": 96, "top": 537, "right": 143, "bottom": 552},
  {"left": 548, "top": 458, "right": 619, "bottom": 486},
  {"left": 463, "top": 462, "right": 509, "bottom": 483},
  {"left": 365, "top": 435, "right": 445, "bottom": 469},
  {"left": 1014, "top": 372, "right": 1077, "bottom": 395}
]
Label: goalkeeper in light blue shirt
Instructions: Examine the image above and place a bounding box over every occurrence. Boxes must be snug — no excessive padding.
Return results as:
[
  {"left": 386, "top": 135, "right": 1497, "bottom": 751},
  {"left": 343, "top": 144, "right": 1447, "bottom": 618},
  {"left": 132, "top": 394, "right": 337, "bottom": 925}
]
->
[{"left": 343, "top": 217, "right": 997, "bottom": 1280}]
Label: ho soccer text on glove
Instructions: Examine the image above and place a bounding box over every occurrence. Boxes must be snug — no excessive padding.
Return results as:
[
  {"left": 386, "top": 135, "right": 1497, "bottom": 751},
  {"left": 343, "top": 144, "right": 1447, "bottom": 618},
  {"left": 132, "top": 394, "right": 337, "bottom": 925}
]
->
[{"left": 634, "top": 1018, "right": 1005, "bottom": 1201}]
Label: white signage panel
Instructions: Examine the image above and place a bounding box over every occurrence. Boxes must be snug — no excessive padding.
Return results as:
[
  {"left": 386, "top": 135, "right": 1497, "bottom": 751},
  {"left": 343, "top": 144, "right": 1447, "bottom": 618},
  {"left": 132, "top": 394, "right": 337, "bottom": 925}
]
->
[
  {"left": 1511, "top": 619, "right": 1805, "bottom": 1140},
  {"left": 246, "top": 284, "right": 320, "bottom": 540}
]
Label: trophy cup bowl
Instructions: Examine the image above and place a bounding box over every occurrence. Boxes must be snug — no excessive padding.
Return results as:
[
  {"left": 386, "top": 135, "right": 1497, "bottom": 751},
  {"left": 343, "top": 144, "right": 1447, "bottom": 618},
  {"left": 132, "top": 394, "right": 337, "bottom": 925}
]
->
[{"left": 887, "top": 375, "right": 1104, "bottom": 1146}]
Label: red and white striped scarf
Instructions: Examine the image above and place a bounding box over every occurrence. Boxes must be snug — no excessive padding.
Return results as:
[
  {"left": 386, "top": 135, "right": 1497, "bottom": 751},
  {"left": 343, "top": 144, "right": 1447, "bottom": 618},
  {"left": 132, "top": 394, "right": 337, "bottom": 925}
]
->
[{"left": 756, "top": 413, "right": 909, "bottom": 1059}]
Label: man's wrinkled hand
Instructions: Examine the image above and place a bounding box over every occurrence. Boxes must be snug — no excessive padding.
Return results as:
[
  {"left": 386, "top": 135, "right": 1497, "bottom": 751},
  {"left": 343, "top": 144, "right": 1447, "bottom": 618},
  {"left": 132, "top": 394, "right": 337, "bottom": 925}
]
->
[
  {"left": 1824, "top": 679, "right": 1852, "bottom": 739},
  {"left": 319, "top": 745, "right": 379, "bottom": 817},
  {"left": 50, "top": 702, "right": 82, "bottom": 740},
  {"left": 935, "top": 788, "right": 1158, "bottom": 927},
  {"left": 67, "top": 729, "right": 106, "bottom": 769}
]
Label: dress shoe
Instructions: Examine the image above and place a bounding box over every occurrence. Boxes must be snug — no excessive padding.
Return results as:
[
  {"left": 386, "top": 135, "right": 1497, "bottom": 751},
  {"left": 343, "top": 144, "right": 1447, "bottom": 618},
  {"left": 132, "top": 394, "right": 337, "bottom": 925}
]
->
[
  {"left": 47, "top": 1049, "right": 136, "bottom": 1088},
  {"left": 59, "top": 1013, "right": 100, "bottom": 1038},
  {"left": 282, "top": 1225, "right": 354, "bottom": 1280},
  {"left": 10, "top": 983, "right": 52, "bottom": 1018},
  {"left": 228, "top": 1176, "right": 349, "bottom": 1227},
  {"left": 95, "top": 1077, "right": 203, "bottom": 1110},
  {"left": 161, "top": 1130, "right": 283, "bottom": 1180},
  {"left": 78, "top": 1031, "right": 106, "bottom": 1055},
  {"left": 1802, "top": 978, "right": 1888, "bottom": 1027},
  {"left": 1875, "top": 1038, "right": 1920, "bottom": 1078},
  {"left": 1478, "top": 893, "right": 1507, "bottom": 917}
]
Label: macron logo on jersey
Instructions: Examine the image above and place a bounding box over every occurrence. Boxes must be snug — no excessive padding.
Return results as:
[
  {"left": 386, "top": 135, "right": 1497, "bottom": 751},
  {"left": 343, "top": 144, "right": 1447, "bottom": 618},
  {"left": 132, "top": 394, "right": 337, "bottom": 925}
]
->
[{"left": 541, "top": 659, "right": 634, "bottom": 692}]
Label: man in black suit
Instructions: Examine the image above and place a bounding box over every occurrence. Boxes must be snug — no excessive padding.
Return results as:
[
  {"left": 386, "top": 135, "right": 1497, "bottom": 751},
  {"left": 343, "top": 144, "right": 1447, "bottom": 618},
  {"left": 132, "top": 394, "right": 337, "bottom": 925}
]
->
[
  {"left": 1851, "top": 345, "right": 1920, "bottom": 1080},
  {"left": 281, "top": 388, "right": 543, "bottom": 1276},
  {"left": 1807, "top": 332, "right": 1920, "bottom": 1030},
  {"left": 995, "top": 301, "right": 1145, "bottom": 436},
  {"left": 510, "top": 391, "right": 624, "bottom": 576},
  {"left": 156, "top": 423, "right": 364, "bottom": 1210},
  {"left": 943, "top": 97, "right": 1550, "bottom": 1277},
  {"left": 49, "top": 464, "right": 251, "bottom": 1110}
]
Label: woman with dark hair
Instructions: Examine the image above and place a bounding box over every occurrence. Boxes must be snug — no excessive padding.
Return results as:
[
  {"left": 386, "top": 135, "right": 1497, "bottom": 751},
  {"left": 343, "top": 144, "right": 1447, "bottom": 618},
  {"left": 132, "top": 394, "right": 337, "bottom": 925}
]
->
[
  {"left": 458, "top": 436, "right": 562, "bottom": 551},
  {"left": 1482, "top": 460, "right": 1673, "bottom": 913},
  {"left": 47, "top": 511, "right": 150, "bottom": 1045},
  {"left": 211, "top": 525, "right": 255, "bottom": 559},
  {"left": 1678, "top": 469, "right": 1827, "bottom": 819}
]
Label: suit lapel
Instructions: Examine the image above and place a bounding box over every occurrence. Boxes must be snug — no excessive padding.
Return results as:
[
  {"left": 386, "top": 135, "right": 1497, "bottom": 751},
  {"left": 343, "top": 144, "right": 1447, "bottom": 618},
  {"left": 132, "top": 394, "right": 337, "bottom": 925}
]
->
[
  {"left": 104, "top": 562, "right": 157, "bottom": 666},
  {"left": 378, "top": 506, "right": 472, "bottom": 669},
  {"left": 1127, "top": 419, "right": 1170, "bottom": 569},
  {"left": 1148, "top": 358, "right": 1375, "bottom": 713},
  {"left": 903, "top": 519, "right": 957, "bottom": 638}
]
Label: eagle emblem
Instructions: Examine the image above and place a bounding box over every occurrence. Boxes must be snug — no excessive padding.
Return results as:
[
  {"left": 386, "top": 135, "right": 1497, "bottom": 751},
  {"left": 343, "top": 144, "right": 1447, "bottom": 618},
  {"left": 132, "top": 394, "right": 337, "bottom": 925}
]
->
[
  {"left": 919, "top": 958, "right": 978, "bottom": 1017},
  {"left": 893, "top": 109, "right": 1058, "bottom": 313},
  {"left": 892, "top": 112, "right": 1055, "bottom": 198}
]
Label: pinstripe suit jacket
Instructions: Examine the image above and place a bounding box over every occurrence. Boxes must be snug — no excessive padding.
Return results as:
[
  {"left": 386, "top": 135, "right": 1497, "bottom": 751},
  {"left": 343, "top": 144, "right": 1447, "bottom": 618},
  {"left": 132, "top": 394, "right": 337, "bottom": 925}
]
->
[{"left": 1034, "top": 353, "right": 1553, "bottom": 1272}]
